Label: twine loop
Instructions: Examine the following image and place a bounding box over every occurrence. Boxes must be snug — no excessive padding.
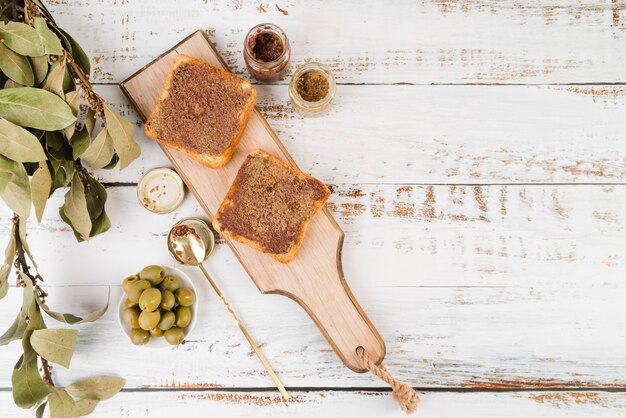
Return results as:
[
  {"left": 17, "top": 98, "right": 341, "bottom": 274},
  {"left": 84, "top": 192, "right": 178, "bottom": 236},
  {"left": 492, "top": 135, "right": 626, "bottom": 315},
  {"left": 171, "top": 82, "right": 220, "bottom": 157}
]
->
[{"left": 356, "top": 346, "right": 419, "bottom": 414}]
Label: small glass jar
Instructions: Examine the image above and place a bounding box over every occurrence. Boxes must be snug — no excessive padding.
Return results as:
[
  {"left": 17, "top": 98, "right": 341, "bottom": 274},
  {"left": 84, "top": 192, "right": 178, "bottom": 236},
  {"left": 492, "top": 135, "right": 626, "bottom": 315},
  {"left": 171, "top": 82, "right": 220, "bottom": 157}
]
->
[
  {"left": 289, "top": 62, "right": 336, "bottom": 116},
  {"left": 137, "top": 167, "right": 185, "bottom": 214},
  {"left": 243, "top": 23, "right": 291, "bottom": 82}
]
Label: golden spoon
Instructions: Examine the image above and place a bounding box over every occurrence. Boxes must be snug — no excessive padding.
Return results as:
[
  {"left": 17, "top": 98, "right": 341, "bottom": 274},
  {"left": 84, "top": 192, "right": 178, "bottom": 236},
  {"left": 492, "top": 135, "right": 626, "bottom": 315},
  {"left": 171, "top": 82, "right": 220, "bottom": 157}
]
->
[{"left": 167, "top": 218, "right": 290, "bottom": 400}]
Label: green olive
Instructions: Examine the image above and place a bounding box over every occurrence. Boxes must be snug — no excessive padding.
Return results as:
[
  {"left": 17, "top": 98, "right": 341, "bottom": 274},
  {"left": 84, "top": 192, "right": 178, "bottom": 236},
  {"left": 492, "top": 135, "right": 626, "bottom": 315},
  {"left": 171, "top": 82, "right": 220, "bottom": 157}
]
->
[
  {"left": 159, "top": 290, "right": 176, "bottom": 311},
  {"left": 139, "top": 265, "right": 165, "bottom": 286},
  {"left": 150, "top": 327, "right": 164, "bottom": 337},
  {"left": 164, "top": 327, "right": 185, "bottom": 345},
  {"left": 138, "top": 310, "right": 161, "bottom": 331},
  {"left": 127, "top": 279, "right": 152, "bottom": 303},
  {"left": 175, "top": 288, "right": 196, "bottom": 307},
  {"left": 174, "top": 306, "right": 192, "bottom": 328},
  {"left": 122, "top": 275, "right": 140, "bottom": 293},
  {"left": 123, "top": 298, "right": 137, "bottom": 309},
  {"left": 139, "top": 288, "right": 162, "bottom": 311},
  {"left": 158, "top": 311, "right": 176, "bottom": 331},
  {"left": 160, "top": 275, "right": 181, "bottom": 292},
  {"left": 122, "top": 307, "right": 141, "bottom": 328},
  {"left": 130, "top": 328, "right": 150, "bottom": 345}
]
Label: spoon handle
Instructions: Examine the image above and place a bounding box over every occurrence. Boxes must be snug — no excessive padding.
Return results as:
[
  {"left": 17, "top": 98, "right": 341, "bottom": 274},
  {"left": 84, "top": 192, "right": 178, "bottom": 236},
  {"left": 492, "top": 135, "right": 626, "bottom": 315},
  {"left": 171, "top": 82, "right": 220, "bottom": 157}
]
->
[{"left": 197, "top": 264, "right": 290, "bottom": 400}]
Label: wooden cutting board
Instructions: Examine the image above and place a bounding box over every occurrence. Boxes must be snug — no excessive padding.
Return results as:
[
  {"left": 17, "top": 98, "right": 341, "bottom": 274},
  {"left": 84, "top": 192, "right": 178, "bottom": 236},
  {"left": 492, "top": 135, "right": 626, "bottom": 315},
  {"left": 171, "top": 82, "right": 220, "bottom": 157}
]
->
[{"left": 120, "top": 30, "right": 385, "bottom": 372}]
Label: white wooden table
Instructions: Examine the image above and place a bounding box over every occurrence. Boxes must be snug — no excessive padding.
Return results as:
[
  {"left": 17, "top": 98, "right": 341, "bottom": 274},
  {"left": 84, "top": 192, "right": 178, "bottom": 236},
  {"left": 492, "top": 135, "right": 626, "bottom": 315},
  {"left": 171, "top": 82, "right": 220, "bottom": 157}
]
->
[{"left": 2, "top": 1, "right": 626, "bottom": 416}]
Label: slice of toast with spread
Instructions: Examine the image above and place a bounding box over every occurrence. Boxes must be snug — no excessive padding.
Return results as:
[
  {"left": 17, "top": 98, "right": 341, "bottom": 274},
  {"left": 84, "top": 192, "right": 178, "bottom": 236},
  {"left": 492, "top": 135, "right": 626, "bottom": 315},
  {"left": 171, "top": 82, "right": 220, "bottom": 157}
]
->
[
  {"left": 213, "top": 149, "right": 331, "bottom": 263},
  {"left": 144, "top": 54, "right": 256, "bottom": 168}
]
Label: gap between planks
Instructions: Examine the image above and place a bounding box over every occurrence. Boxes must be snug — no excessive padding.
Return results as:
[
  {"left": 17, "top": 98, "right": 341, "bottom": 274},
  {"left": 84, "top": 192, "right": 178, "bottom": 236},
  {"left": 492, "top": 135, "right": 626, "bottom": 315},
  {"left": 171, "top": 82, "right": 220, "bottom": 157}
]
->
[
  {"left": 98, "top": 182, "right": 626, "bottom": 187},
  {"left": 91, "top": 82, "right": 626, "bottom": 87},
  {"left": 1, "top": 387, "right": 626, "bottom": 393}
]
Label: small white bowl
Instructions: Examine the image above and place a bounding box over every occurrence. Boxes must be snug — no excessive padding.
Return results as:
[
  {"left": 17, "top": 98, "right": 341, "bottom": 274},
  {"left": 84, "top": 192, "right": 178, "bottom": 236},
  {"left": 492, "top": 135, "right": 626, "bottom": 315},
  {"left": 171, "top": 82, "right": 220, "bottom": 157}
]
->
[{"left": 118, "top": 265, "right": 197, "bottom": 348}]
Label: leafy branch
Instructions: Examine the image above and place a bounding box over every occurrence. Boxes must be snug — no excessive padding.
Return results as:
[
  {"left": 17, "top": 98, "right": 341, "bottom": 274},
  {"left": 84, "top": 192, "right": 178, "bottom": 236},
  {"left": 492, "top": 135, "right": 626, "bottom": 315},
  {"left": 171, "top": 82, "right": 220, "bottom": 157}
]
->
[
  {"left": 3, "top": 216, "right": 124, "bottom": 417},
  {"left": 0, "top": 0, "right": 139, "bottom": 416}
]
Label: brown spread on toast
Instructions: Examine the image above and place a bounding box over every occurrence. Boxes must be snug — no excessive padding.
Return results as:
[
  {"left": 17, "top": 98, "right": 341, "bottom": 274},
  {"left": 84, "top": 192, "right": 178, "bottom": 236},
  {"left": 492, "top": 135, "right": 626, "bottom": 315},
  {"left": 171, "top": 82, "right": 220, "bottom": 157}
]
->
[
  {"left": 144, "top": 55, "right": 256, "bottom": 168},
  {"left": 213, "top": 150, "right": 330, "bottom": 263}
]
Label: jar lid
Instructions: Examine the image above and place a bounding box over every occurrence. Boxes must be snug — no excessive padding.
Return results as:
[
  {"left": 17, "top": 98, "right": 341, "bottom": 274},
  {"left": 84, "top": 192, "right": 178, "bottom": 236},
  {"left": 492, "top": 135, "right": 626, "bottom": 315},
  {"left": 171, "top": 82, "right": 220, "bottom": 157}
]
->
[{"left": 137, "top": 167, "right": 185, "bottom": 214}]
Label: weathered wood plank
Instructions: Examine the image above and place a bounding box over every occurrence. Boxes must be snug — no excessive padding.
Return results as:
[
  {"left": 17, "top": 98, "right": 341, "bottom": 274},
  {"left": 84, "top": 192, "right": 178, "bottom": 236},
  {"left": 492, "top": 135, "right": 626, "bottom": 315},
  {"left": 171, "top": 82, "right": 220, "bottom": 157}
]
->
[
  {"left": 0, "top": 185, "right": 625, "bottom": 388},
  {"left": 1, "top": 285, "right": 624, "bottom": 388},
  {"left": 1, "top": 184, "right": 625, "bottom": 289},
  {"left": 46, "top": 0, "right": 626, "bottom": 84},
  {"left": 92, "top": 84, "right": 626, "bottom": 184},
  {"left": 2, "top": 390, "right": 626, "bottom": 417}
]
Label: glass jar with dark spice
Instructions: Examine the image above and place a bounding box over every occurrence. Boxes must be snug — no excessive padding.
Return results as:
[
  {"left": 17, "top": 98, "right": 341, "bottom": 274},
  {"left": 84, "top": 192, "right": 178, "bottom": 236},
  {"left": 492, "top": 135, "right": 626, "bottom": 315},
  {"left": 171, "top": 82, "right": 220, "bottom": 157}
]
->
[
  {"left": 243, "top": 23, "right": 291, "bottom": 82},
  {"left": 289, "top": 62, "right": 336, "bottom": 116}
]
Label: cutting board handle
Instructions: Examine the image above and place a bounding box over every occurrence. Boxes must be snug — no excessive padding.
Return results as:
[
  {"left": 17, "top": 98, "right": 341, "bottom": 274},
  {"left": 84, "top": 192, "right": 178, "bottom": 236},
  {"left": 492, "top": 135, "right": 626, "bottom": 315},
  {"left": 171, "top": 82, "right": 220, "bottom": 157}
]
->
[{"left": 271, "top": 236, "right": 386, "bottom": 373}]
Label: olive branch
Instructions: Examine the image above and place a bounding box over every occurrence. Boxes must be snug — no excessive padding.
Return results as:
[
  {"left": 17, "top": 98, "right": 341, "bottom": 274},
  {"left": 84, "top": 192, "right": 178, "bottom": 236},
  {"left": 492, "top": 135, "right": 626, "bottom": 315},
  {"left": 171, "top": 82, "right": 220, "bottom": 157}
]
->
[{"left": 0, "top": 0, "right": 139, "bottom": 416}]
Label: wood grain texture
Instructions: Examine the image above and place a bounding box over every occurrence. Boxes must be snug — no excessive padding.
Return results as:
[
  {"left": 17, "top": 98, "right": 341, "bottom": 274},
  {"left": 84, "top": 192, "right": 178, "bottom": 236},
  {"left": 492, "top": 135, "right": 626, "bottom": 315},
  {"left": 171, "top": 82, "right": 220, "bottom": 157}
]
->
[
  {"left": 1, "top": 0, "right": 625, "bottom": 415},
  {"left": 87, "top": 83, "right": 626, "bottom": 185},
  {"left": 121, "top": 31, "right": 384, "bottom": 372},
  {"left": 1, "top": 184, "right": 625, "bottom": 290},
  {"left": 45, "top": 0, "right": 626, "bottom": 84},
  {"left": 0, "top": 185, "right": 625, "bottom": 388},
  {"left": 2, "top": 390, "right": 626, "bottom": 418}
]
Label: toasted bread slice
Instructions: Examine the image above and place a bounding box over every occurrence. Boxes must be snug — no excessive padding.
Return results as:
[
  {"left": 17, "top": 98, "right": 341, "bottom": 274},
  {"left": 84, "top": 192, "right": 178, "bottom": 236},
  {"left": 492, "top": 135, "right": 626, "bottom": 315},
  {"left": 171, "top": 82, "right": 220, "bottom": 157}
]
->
[
  {"left": 213, "top": 149, "right": 331, "bottom": 263},
  {"left": 144, "top": 55, "right": 256, "bottom": 168}
]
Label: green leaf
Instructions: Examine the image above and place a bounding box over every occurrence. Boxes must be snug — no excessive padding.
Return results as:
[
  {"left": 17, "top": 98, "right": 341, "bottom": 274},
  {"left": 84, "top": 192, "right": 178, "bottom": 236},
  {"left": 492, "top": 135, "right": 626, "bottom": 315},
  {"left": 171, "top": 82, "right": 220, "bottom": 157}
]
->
[
  {"left": 81, "top": 177, "right": 110, "bottom": 238},
  {"left": 80, "top": 128, "right": 113, "bottom": 169},
  {"left": 0, "top": 311, "right": 27, "bottom": 345},
  {"left": 75, "top": 399, "right": 98, "bottom": 416},
  {"left": 4, "top": 79, "right": 23, "bottom": 88},
  {"left": 60, "top": 172, "right": 91, "bottom": 239},
  {"left": 5, "top": 222, "right": 16, "bottom": 264},
  {"left": 35, "top": 402, "right": 47, "bottom": 418},
  {"left": 11, "top": 355, "right": 51, "bottom": 408},
  {"left": 0, "top": 21, "right": 45, "bottom": 56},
  {"left": 49, "top": 387, "right": 77, "bottom": 418},
  {"left": 21, "top": 274, "right": 45, "bottom": 349},
  {"left": 45, "top": 130, "right": 65, "bottom": 151},
  {"left": 0, "top": 223, "right": 15, "bottom": 298},
  {"left": 85, "top": 177, "right": 105, "bottom": 219},
  {"left": 0, "top": 43, "right": 35, "bottom": 86},
  {"left": 33, "top": 18, "right": 63, "bottom": 56},
  {"left": 12, "top": 289, "right": 50, "bottom": 407},
  {"left": 50, "top": 160, "right": 72, "bottom": 190},
  {"left": 30, "top": 328, "right": 77, "bottom": 368},
  {"left": 0, "top": 264, "right": 9, "bottom": 299},
  {"left": 38, "top": 288, "right": 109, "bottom": 325},
  {"left": 0, "top": 271, "right": 37, "bottom": 345},
  {"left": 84, "top": 109, "right": 95, "bottom": 136},
  {"left": 31, "top": 161, "right": 51, "bottom": 223},
  {"left": 31, "top": 55, "right": 49, "bottom": 85},
  {"left": 101, "top": 153, "right": 119, "bottom": 170},
  {"left": 55, "top": 27, "right": 90, "bottom": 75},
  {"left": 90, "top": 211, "right": 111, "bottom": 237},
  {"left": 103, "top": 105, "right": 140, "bottom": 169},
  {"left": 0, "top": 156, "right": 31, "bottom": 219},
  {"left": 0, "top": 154, "right": 16, "bottom": 181},
  {"left": 65, "top": 91, "right": 80, "bottom": 113},
  {"left": 63, "top": 62, "right": 76, "bottom": 93},
  {"left": 66, "top": 376, "right": 125, "bottom": 401},
  {"left": 69, "top": 127, "right": 90, "bottom": 159},
  {"left": 64, "top": 91, "right": 80, "bottom": 138},
  {"left": 0, "top": 87, "right": 76, "bottom": 130},
  {"left": 42, "top": 59, "right": 66, "bottom": 97},
  {"left": 0, "top": 170, "right": 11, "bottom": 193},
  {"left": 0, "top": 118, "right": 46, "bottom": 162}
]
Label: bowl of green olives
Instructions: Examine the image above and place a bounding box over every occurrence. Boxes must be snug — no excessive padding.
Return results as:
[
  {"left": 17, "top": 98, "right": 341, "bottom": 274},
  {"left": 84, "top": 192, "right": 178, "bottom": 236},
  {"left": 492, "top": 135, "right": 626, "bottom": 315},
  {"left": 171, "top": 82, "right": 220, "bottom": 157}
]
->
[{"left": 118, "top": 265, "right": 197, "bottom": 348}]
